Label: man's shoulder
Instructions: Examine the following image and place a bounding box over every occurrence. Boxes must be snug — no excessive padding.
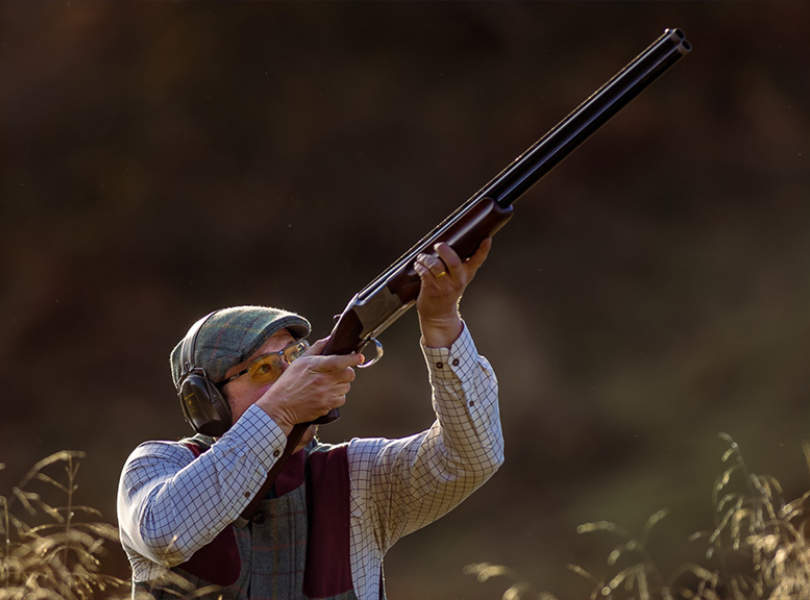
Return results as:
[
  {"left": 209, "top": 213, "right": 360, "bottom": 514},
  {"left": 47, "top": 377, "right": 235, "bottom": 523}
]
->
[
  {"left": 118, "top": 438, "right": 198, "bottom": 494},
  {"left": 124, "top": 437, "right": 197, "bottom": 468}
]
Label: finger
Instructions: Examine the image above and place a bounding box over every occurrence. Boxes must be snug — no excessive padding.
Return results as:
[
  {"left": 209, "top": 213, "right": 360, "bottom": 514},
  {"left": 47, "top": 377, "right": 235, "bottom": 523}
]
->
[
  {"left": 304, "top": 338, "right": 329, "bottom": 356},
  {"left": 414, "top": 259, "right": 436, "bottom": 283},
  {"left": 308, "top": 352, "right": 364, "bottom": 372},
  {"left": 416, "top": 262, "right": 446, "bottom": 293},
  {"left": 464, "top": 237, "right": 492, "bottom": 273},
  {"left": 433, "top": 243, "right": 462, "bottom": 278},
  {"left": 344, "top": 366, "right": 356, "bottom": 382},
  {"left": 429, "top": 256, "right": 447, "bottom": 278},
  {"left": 323, "top": 384, "right": 351, "bottom": 407},
  {"left": 331, "top": 366, "right": 356, "bottom": 384},
  {"left": 416, "top": 252, "right": 447, "bottom": 279}
]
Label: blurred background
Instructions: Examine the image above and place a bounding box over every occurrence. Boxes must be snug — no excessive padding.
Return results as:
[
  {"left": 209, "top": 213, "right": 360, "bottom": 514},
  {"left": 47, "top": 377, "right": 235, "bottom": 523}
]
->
[{"left": 2, "top": 2, "right": 809, "bottom": 598}]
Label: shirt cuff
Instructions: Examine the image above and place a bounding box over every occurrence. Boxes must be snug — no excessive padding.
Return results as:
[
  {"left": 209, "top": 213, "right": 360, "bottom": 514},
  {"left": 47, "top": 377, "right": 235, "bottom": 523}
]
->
[
  {"left": 222, "top": 403, "right": 288, "bottom": 472},
  {"left": 420, "top": 321, "right": 478, "bottom": 382}
]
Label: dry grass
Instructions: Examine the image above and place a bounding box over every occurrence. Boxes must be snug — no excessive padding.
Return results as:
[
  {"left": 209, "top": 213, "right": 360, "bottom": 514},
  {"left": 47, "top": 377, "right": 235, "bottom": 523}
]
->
[
  {"left": 0, "top": 451, "right": 127, "bottom": 600},
  {"left": 467, "top": 433, "right": 810, "bottom": 600},
  {"left": 0, "top": 453, "right": 229, "bottom": 600},
  {"left": 6, "top": 435, "right": 810, "bottom": 600}
]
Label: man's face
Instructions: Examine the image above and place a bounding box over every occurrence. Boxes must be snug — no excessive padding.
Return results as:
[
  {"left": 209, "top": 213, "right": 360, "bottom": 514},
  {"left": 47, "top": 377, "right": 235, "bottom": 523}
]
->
[{"left": 221, "top": 329, "right": 317, "bottom": 449}]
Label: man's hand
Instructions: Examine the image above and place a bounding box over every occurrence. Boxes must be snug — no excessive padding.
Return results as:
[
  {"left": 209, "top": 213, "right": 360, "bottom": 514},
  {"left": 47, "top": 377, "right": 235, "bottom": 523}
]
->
[
  {"left": 255, "top": 339, "right": 363, "bottom": 435},
  {"left": 413, "top": 238, "right": 491, "bottom": 348}
]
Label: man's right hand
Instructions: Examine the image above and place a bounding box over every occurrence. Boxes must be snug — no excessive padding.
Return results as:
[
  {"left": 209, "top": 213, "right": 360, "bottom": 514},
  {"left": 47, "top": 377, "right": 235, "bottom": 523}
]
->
[{"left": 255, "top": 338, "right": 364, "bottom": 435}]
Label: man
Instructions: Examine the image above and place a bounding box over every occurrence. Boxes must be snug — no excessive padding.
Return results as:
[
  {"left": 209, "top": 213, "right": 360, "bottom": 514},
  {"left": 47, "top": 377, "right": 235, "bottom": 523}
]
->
[{"left": 117, "top": 239, "right": 503, "bottom": 599}]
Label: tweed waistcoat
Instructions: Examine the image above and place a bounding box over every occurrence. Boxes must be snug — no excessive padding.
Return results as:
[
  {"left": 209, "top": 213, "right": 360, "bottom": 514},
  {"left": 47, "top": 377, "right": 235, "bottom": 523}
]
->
[{"left": 134, "top": 440, "right": 377, "bottom": 600}]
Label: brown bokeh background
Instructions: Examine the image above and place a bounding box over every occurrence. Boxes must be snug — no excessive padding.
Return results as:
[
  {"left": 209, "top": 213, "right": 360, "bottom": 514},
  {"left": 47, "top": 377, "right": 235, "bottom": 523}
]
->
[{"left": 2, "top": 2, "right": 809, "bottom": 598}]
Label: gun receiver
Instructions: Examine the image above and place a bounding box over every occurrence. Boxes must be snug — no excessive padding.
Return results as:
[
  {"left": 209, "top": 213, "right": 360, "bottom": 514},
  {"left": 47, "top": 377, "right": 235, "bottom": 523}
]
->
[{"left": 320, "top": 27, "right": 691, "bottom": 420}]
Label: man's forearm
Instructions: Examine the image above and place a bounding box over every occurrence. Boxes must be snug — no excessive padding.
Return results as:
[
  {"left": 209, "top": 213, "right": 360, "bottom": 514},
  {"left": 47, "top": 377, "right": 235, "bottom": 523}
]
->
[
  {"left": 350, "top": 323, "right": 503, "bottom": 550},
  {"left": 423, "top": 325, "right": 503, "bottom": 468},
  {"left": 118, "top": 406, "right": 286, "bottom": 565}
]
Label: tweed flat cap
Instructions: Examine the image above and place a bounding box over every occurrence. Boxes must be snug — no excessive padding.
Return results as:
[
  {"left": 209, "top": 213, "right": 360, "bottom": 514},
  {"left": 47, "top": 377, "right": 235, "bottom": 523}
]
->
[{"left": 170, "top": 305, "right": 311, "bottom": 388}]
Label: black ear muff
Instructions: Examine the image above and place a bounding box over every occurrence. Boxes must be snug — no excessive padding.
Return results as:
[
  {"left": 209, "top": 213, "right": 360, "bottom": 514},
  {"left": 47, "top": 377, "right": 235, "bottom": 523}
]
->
[
  {"left": 178, "top": 369, "right": 232, "bottom": 437},
  {"left": 175, "top": 311, "right": 233, "bottom": 436}
]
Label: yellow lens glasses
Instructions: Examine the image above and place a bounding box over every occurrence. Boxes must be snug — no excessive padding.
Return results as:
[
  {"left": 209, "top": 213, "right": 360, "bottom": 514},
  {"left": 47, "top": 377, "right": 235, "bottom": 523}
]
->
[{"left": 220, "top": 340, "right": 309, "bottom": 387}]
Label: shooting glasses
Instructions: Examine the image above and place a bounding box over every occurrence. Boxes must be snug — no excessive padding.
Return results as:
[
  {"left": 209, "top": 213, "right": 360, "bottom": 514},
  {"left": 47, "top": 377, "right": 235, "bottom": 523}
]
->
[{"left": 219, "top": 339, "right": 309, "bottom": 387}]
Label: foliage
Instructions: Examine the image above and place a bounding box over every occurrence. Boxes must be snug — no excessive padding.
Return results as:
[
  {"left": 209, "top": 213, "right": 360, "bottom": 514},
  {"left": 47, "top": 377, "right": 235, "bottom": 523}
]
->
[
  {"left": 467, "top": 434, "right": 810, "bottom": 600},
  {"left": 7, "top": 435, "right": 810, "bottom": 599},
  {"left": 0, "top": 451, "right": 127, "bottom": 600}
]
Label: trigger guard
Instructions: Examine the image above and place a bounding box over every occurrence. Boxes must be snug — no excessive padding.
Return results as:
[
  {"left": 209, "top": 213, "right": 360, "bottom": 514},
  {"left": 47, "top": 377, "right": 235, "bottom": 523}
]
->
[{"left": 358, "top": 338, "right": 383, "bottom": 368}]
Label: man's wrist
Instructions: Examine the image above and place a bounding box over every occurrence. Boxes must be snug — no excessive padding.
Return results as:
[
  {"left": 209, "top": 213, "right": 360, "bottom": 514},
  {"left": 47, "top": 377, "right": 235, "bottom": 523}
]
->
[
  {"left": 230, "top": 405, "right": 290, "bottom": 470},
  {"left": 256, "top": 402, "right": 294, "bottom": 436},
  {"left": 419, "top": 314, "right": 463, "bottom": 348}
]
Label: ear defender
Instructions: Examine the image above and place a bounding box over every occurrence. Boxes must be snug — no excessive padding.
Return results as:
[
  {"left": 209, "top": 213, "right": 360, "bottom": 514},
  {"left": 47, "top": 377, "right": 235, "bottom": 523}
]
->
[
  {"left": 175, "top": 312, "right": 233, "bottom": 437},
  {"left": 177, "top": 369, "right": 232, "bottom": 437}
]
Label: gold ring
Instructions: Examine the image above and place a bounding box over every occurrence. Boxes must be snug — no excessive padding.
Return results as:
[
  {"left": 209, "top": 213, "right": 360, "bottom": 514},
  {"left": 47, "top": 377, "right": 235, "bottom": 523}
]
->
[{"left": 436, "top": 271, "right": 447, "bottom": 277}]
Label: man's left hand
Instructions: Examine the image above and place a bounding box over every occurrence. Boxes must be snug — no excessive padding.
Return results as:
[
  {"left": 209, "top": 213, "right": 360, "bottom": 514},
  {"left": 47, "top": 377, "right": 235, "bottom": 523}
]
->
[{"left": 413, "top": 238, "right": 491, "bottom": 348}]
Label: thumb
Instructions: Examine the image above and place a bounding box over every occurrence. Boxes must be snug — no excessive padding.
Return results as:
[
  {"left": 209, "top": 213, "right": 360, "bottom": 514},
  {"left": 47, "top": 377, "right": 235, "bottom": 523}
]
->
[
  {"left": 307, "top": 351, "right": 365, "bottom": 372},
  {"left": 304, "top": 337, "right": 329, "bottom": 356},
  {"left": 465, "top": 237, "right": 492, "bottom": 272}
]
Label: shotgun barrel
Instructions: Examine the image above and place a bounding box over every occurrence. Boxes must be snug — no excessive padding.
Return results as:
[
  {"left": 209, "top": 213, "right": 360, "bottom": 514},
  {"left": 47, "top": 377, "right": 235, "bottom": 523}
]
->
[
  {"left": 488, "top": 28, "right": 691, "bottom": 209},
  {"left": 318, "top": 27, "right": 692, "bottom": 418}
]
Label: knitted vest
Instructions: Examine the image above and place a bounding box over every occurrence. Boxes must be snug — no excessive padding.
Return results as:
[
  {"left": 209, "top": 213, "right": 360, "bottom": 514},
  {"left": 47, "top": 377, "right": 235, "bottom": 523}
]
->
[{"left": 134, "top": 438, "right": 378, "bottom": 600}]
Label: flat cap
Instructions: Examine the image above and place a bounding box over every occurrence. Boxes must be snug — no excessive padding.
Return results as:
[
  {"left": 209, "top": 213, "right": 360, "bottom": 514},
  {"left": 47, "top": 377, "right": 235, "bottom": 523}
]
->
[{"left": 170, "top": 305, "right": 311, "bottom": 388}]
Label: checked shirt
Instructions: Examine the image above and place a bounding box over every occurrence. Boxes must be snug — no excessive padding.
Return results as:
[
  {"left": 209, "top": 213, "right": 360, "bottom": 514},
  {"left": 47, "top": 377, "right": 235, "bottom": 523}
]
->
[{"left": 117, "top": 324, "right": 504, "bottom": 599}]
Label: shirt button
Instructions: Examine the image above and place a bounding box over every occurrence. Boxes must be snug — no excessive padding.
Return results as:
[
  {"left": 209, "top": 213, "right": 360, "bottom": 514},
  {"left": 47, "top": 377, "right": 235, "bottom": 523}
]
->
[
  {"left": 436, "top": 361, "right": 443, "bottom": 369},
  {"left": 452, "top": 358, "right": 460, "bottom": 367},
  {"left": 273, "top": 449, "right": 280, "bottom": 458},
  {"left": 469, "top": 400, "right": 475, "bottom": 407},
  {"left": 244, "top": 491, "right": 250, "bottom": 498}
]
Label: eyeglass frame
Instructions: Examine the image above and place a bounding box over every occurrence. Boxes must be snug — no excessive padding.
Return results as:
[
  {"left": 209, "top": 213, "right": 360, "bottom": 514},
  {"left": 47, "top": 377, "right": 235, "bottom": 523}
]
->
[{"left": 218, "top": 339, "right": 310, "bottom": 387}]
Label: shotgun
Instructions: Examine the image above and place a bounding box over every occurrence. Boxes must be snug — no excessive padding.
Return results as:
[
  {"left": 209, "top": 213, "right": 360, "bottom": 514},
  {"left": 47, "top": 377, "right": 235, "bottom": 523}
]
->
[
  {"left": 244, "top": 28, "right": 692, "bottom": 518},
  {"left": 319, "top": 27, "right": 691, "bottom": 420}
]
